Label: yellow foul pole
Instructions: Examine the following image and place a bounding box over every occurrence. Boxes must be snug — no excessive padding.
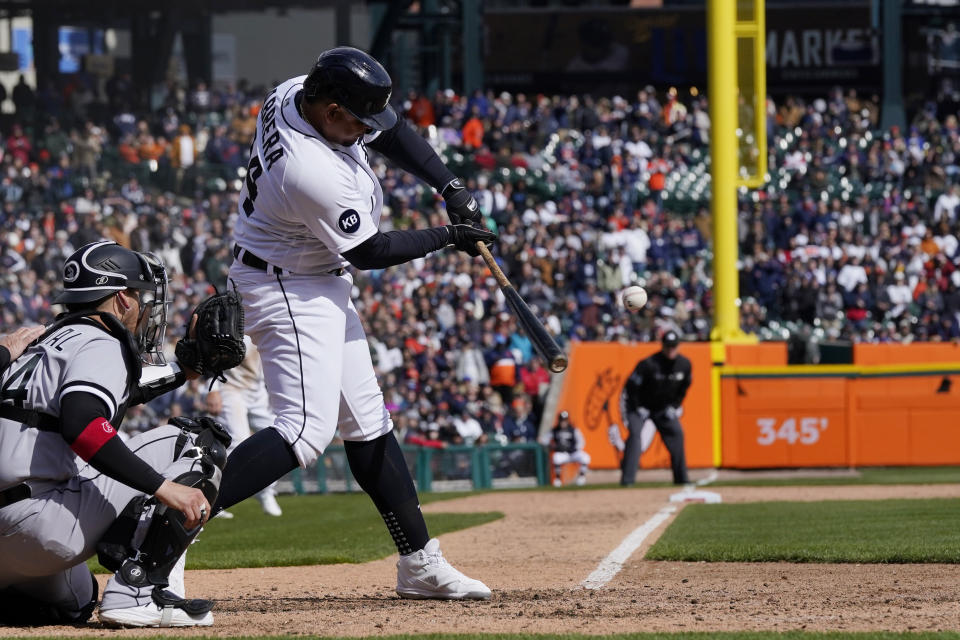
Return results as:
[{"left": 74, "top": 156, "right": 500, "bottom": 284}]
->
[
  {"left": 708, "top": 0, "right": 762, "bottom": 467},
  {"left": 707, "top": 0, "right": 741, "bottom": 344}
]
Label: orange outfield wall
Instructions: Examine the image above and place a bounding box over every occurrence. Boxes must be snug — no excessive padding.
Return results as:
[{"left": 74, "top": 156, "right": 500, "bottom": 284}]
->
[
  {"left": 554, "top": 342, "right": 960, "bottom": 471},
  {"left": 725, "top": 342, "right": 787, "bottom": 366},
  {"left": 720, "top": 364, "right": 960, "bottom": 467},
  {"left": 848, "top": 370, "right": 960, "bottom": 465},
  {"left": 552, "top": 342, "right": 714, "bottom": 471},
  {"left": 854, "top": 343, "right": 960, "bottom": 365}
]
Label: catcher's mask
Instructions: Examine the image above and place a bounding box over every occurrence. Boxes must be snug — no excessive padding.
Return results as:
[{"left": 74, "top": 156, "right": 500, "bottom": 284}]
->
[
  {"left": 54, "top": 241, "right": 169, "bottom": 365},
  {"left": 135, "top": 251, "right": 169, "bottom": 366}
]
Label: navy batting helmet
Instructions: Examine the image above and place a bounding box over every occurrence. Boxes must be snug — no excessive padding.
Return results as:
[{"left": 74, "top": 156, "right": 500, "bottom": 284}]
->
[{"left": 303, "top": 46, "right": 398, "bottom": 131}]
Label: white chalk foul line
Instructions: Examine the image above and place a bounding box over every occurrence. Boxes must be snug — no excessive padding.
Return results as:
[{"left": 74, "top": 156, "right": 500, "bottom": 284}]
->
[
  {"left": 581, "top": 504, "right": 678, "bottom": 590},
  {"left": 696, "top": 469, "right": 719, "bottom": 487}
]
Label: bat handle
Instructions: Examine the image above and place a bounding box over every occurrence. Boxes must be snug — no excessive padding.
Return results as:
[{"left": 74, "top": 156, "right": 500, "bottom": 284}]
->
[{"left": 476, "top": 241, "right": 511, "bottom": 289}]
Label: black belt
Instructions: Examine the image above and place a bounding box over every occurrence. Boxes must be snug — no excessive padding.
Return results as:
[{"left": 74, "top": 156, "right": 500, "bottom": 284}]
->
[
  {"left": 233, "top": 244, "right": 345, "bottom": 277},
  {"left": 0, "top": 483, "right": 30, "bottom": 508}
]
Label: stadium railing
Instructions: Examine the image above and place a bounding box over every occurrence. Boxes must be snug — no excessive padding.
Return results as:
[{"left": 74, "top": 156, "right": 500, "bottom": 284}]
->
[{"left": 281, "top": 443, "right": 548, "bottom": 494}]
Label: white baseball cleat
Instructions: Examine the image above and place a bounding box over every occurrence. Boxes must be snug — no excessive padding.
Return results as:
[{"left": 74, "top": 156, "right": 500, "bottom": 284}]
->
[
  {"left": 258, "top": 492, "right": 282, "bottom": 517},
  {"left": 552, "top": 478, "right": 562, "bottom": 487},
  {"left": 214, "top": 509, "right": 235, "bottom": 519},
  {"left": 396, "top": 538, "right": 491, "bottom": 600},
  {"left": 575, "top": 475, "right": 587, "bottom": 486},
  {"left": 98, "top": 604, "right": 213, "bottom": 628}
]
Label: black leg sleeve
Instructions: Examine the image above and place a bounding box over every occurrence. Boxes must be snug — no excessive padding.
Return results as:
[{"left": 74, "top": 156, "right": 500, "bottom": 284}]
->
[
  {"left": 213, "top": 428, "right": 299, "bottom": 513},
  {"left": 344, "top": 432, "right": 429, "bottom": 555},
  {"left": 654, "top": 416, "right": 690, "bottom": 485}
]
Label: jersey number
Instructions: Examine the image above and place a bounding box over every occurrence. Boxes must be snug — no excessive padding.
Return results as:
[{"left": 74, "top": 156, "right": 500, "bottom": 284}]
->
[
  {"left": 0, "top": 353, "right": 42, "bottom": 407},
  {"left": 242, "top": 154, "right": 263, "bottom": 216}
]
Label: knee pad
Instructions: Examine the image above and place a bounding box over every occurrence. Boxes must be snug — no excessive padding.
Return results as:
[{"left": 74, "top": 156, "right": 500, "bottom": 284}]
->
[
  {"left": 171, "top": 415, "right": 232, "bottom": 469},
  {"left": 123, "top": 465, "right": 221, "bottom": 588},
  {"left": 97, "top": 463, "right": 222, "bottom": 589},
  {"left": 97, "top": 495, "right": 149, "bottom": 575}
]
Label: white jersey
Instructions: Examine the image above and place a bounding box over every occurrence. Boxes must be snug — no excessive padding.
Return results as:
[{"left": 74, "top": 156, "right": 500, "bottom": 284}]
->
[
  {"left": 0, "top": 320, "right": 130, "bottom": 490},
  {"left": 233, "top": 76, "right": 385, "bottom": 274}
]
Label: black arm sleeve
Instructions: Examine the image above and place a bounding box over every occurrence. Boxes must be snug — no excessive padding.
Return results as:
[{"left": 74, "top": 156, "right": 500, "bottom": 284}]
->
[
  {"left": 342, "top": 227, "right": 450, "bottom": 270},
  {"left": 60, "top": 391, "right": 165, "bottom": 495},
  {"left": 366, "top": 117, "right": 456, "bottom": 191},
  {"left": 0, "top": 346, "right": 9, "bottom": 373}
]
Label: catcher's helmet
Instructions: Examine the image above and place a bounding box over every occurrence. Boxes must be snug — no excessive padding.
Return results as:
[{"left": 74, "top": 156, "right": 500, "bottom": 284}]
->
[
  {"left": 54, "top": 241, "right": 170, "bottom": 364},
  {"left": 54, "top": 241, "right": 156, "bottom": 304},
  {"left": 303, "top": 46, "right": 397, "bottom": 131}
]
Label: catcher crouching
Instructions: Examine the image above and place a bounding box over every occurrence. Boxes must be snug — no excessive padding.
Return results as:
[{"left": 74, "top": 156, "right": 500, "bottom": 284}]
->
[{"left": 0, "top": 241, "right": 245, "bottom": 628}]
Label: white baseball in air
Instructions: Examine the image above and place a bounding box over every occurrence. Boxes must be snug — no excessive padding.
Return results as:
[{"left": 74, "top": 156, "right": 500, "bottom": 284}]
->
[{"left": 621, "top": 285, "right": 648, "bottom": 312}]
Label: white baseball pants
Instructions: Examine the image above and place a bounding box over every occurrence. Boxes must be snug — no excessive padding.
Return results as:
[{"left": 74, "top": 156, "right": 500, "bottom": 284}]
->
[
  {"left": 228, "top": 263, "right": 393, "bottom": 467},
  {"left": 551, "top": 450, "right": 591, "bottom": 467}
]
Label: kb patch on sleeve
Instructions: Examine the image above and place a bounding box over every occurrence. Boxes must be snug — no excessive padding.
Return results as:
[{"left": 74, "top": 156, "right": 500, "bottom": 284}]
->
[{"left": 338, "top": 209, "right": 361, "bottom": 234}]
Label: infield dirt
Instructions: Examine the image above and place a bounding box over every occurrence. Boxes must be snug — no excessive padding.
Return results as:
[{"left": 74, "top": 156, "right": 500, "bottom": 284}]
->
[{"left": 4, "top": 482, "right": 960, "bottom": 637}]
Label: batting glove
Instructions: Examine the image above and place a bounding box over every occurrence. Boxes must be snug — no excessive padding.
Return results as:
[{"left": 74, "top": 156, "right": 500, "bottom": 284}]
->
[
  {"left": 441, "top": 178, "right": 483, "bottom": 228},
  {"left": 446, "top": 224, "right": 497, "bottom": 257}
]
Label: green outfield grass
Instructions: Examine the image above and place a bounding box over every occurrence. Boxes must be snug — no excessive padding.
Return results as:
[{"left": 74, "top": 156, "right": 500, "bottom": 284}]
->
[
  {"left": 646, "top": 498, "right": 960, "bottom": 563},
  {"left": 84, "top": 466, "right": 960, "bottom": 574},
  {"left": 566, "top": 466, "right": 960, "bottom": 490},
  {"left": 89, "top": 492, "right": 501, "bottom": 572}
]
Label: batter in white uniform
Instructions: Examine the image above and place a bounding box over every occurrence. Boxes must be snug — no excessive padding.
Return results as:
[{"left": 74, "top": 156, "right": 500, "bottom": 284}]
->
[{"left": 215, "top": 46, "right": 495, "bottom": 600}]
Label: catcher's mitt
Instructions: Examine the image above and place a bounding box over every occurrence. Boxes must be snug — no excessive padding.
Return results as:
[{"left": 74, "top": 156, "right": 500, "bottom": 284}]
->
[{"left": 175, "top": 290, "right": 246, "bottom": 381}]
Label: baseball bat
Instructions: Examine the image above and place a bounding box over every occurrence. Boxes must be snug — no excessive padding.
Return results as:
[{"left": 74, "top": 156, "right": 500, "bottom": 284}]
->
[{"left": 476, "top": 242, "right": 568, "bottom": 373}]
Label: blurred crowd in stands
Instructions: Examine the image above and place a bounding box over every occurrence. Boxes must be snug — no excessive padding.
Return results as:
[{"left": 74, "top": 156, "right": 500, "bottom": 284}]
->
[{"left": 0, "top": 71, "right": 959, "bottom": 448}]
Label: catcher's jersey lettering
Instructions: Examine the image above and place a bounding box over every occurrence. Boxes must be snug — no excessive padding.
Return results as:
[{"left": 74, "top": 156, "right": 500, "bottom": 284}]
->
[
  {"left": 0, "top": 322, "right": 130, "bottom": 490},
  {"left": 0, "top": 352, "right": 42, "bottom": 405},
  {"left": 47, "top": 327, "right": 81, "bottom": 351},
  {"left": 233, "top": 75, "right": 383, "bottom": 274}
]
